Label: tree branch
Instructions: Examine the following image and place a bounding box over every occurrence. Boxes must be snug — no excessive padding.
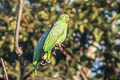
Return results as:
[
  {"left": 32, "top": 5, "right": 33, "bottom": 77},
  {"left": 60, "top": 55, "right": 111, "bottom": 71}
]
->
[
  {"left": 14, "top": 0, "right": 25, "bottom": 80},
  {"left": 1, "top": 58, "right": 9, "bottom": 80},
  {"left": 79, "top": 67, "right": 88, "bottom": 80},
  {"left": 21, "top": 16, "right": 33, "bottom": 32},
  {"left": 15, "top": 0, "right": 24, "bottom": 56},
  {"left": 80, "top": 69, "right": 88, "bottom": 80},
  {"left": 23, "top": 69, "right": 34, "bottom": 80},
  {"left": 0, "top": 74, "right": 3, "bottom": 79}
]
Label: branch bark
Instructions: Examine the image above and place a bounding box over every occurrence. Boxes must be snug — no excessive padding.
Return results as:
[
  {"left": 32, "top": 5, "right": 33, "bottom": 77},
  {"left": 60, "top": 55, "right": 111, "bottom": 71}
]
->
[
  {"left": 1, "top": 58, "right": 9, "bottom": 80},
  {"left": 80, "top": 69, "right": 88, "bottom": 80},
  {"left": 15, "top": 0, "right": 24, "bottom": 56},
  {"left": 14, "top": 0, "right": 25, "bottom": 80},
  {"left": 22, "top": 16, "right": 33, "bottom": 32},
  {"left": 23, "top": 69, "right": 34, "bottom": 80}
]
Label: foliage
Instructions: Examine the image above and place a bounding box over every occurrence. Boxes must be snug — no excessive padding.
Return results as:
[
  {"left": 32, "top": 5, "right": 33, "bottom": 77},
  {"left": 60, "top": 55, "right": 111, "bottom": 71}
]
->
[{"left": 0, "top": 0, "right": 120, "bottom": 80}]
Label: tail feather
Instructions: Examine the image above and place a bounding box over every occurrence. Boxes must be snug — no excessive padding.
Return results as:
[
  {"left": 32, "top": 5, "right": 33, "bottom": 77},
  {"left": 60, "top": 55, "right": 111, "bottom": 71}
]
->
[
  {"left": 33, "top": 61, "right": 38, "bottom": 76},
  {"left": 34, "top": 68, "right": 38, "bottom": 76}
]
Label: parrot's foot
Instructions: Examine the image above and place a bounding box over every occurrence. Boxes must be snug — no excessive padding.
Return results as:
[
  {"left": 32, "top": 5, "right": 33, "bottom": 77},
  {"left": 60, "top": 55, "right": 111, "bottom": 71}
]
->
[
  {"left": 55, "top": 43, "right": 65, "bottom": 50},
  {"left": 39, "top": 59, "right": 51, "bottom": 66},
  {"left": 53, "top": 51, "right": 56, "bottom": 55},
  {"left": 40, "top": 60, "right": 47, "bottom": 66},
  {"left": 58, "top": 43, "right": 65, "bottom": 48},
  {"left": 55, "top": 46, "right": 59, "bottom": 50}
]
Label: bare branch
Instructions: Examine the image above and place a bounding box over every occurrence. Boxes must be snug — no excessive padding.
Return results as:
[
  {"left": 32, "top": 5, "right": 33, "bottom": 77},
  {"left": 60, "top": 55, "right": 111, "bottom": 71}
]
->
[
  {"left": 14, "top": 0, "right": 24, "bottom": 56},
  {"left": 1, "top": 58, "right": 9, "bottom": 80},
  {"left": 22, "top": 16, "right": 33, "bottom": 32},
  {"left": 80, "top": 69, "right": 88, "bottom": 80},
  {"left": 23, "top": 69, "right": 34, "bottom": 80},
  {"left": 14, "top": 0, "right": 25, "bottom": 80},
  {"left": 0, "top": 74, "right": 3, "bottom": 79}
]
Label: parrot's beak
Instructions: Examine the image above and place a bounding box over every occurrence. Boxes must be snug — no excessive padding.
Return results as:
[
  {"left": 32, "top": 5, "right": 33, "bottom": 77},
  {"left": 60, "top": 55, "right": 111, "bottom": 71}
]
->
[{"left": 66, "top": 18, "right": 69, "bottom": 23}]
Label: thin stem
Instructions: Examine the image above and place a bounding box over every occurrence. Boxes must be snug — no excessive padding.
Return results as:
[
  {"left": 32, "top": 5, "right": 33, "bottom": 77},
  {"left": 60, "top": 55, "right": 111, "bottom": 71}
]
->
[
  {"left": 23, "top": 69, "right": 34, "bottom": 80},
  {"left": 14, "top": 0, "right": 24, "bottom": 56},
  {"left": 1, "top": 58, "right": 9, "bottom": 80},
  {"left": 14, "top": 0, "right": 25, "bottom": 80},
  {"left": 80, "top": 69, "right": 88, "bottom": 80}
]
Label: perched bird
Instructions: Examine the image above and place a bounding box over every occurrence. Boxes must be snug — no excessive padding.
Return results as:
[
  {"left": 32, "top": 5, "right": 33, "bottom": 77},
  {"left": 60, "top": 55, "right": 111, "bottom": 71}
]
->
[
  {"left": 43, "top": 14, "right": 69, "bottom": 62},
  {"left": 33, "top": 14, "right": 69, "bottom": 76}
]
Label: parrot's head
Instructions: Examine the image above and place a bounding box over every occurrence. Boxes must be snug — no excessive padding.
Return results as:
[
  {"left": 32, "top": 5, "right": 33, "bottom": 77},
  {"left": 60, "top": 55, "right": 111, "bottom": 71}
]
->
[{"left": 59, "top": 14, "right": 69, "bottom": 23}]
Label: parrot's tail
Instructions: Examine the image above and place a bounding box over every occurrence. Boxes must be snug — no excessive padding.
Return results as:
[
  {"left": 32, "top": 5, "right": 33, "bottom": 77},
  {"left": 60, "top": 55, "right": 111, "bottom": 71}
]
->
[
  {"left": 33, "top": 61, "right": 38, "bottom": 76},
  {"left": 34, "top": 68, "right": 38, "bottom": 76}
]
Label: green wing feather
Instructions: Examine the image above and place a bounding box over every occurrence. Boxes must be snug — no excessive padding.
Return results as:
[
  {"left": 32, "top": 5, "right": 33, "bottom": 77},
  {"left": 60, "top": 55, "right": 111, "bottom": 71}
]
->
[
  {"left": 43, "top": 21, "right": 67, "bottom": 61},
  {"left": 43, "top": 21, "right": 66, "bottom": 52},
  {"left": 33, "top": 29, "right": 50, "bottom": 76}
]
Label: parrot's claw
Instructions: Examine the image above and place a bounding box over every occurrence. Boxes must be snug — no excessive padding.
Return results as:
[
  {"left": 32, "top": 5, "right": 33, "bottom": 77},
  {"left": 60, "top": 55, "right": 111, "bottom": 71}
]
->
[
  {"left": 58, "top": 43, "right": 63, "bottom": 48},
  {"left": 53, "top": 51, "right": 56, "bottom": 55},
  {"left": 55, "top": 46, "right": 59, "bottom": 50},
  {"left": 55, "top": 43, "right": 65, "bottom": 49},
  {"left": 40, "top": 60, "right": 47, "bottom": 66},
  {"left": 60, "top": 43, "right": 65, "bottom": 47},
  {"left": 39, "top": 59, "right": 51, "bottom": 66}
]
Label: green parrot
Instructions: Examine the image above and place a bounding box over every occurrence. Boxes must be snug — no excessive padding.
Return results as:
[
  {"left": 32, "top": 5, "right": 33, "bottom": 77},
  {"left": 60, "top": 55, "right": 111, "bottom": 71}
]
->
[
  {"left": 33, "top": 29, "right": 50, "bottom": 76},
  {"left": 43, "top": 14, "right": 69, "bottom": 62},
  {"left": 33, "top": 14, "right": 69, "bottom": 76}
]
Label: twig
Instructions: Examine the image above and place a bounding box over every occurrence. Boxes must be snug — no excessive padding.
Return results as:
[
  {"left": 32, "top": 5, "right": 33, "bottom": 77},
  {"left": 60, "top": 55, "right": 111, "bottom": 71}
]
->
[
  {"left": 59, "top": 47, "right": 70, "bottom": 57},
  {"left": 23, "top": 69, "right": 34, "bottom": 80},
  {"left": 1, "top": 58, "right": 9, "bottom": 80},
  {"left": 80, "top": 69, "right": 88, "bottom": 80},
  {"left": 0, "top": 74, "right": 3, "bottom": 79},
  {"left": 14, "top": 0, "right": 25, "bottom": 80},
  {"left": 18, "top": 55, "right": 25, "bottom": 80},
  {"left": 15, "top": 0, "right": 24, "bottom": 56},
  {"left": 22, "top": 16, "right": 33, "bottom": 32}
]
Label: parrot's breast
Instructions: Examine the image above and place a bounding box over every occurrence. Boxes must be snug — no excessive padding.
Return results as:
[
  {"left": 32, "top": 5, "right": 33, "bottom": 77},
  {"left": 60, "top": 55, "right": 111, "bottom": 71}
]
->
[{"left": 43, "top": 21, "right": 67, "bottom": 52}]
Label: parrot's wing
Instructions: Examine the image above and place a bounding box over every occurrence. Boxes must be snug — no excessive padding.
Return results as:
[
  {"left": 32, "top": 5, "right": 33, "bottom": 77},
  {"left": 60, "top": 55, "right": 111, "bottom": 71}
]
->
[
  {"left": 33, "top": 29, "right": 50, "bottom": 63},
  {"left": 43, "top": 22, "right": 65, "bottom": 51},
  {"left": 33, "top": 29, "right": 50, "bottom": 76}
]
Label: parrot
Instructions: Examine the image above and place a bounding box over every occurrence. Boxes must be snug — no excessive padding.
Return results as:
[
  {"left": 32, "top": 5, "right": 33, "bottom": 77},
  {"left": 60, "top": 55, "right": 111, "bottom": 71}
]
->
[
  {"left": 43, "top": 14, "right": 69, "bottom": 62},
  {"left": 33, "top": 29, "right": 51, "bottom": 76},
  {"left": 33, "top": 14, "right": 69, "bottom": 76}
]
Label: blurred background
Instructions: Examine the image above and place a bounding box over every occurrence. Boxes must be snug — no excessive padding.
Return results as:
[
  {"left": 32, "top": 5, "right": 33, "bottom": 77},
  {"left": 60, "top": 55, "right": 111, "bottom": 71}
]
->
[{"left": 0, "top": 0, "right": 120, "bottom": 80}]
